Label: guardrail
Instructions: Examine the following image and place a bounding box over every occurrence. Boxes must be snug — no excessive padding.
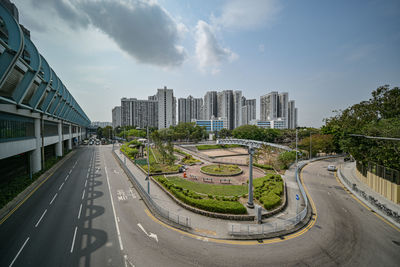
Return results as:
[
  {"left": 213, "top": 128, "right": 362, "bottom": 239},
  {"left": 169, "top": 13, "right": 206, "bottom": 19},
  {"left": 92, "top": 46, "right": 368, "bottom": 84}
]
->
[
  {"left": 229, "top": 156, "right": 341, "bottom": 236},
  {"left": 113, "top": 148, "right": 191, "bottom": 228},
  {"left": 338, "top": 168, "right": 400, "bottom": 223}
]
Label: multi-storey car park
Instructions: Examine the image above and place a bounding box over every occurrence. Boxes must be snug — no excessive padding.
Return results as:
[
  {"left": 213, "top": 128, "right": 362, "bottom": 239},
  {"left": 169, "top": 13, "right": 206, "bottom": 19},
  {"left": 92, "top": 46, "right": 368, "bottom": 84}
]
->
[{"left": 0, "top": 2, "right": 90, "bottom": 180}]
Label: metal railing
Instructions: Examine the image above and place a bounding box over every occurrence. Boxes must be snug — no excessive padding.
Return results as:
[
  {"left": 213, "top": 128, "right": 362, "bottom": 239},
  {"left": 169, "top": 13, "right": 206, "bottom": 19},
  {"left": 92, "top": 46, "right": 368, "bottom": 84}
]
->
[
  {"left": 356, "top": 161, "right": 400, "bottom": 185},
  {"left": 338, "top": 168, "right": 400, "bottom": 223},
  {"left": 114, "top": 149, "right": 191, "bottom": 228},
  {"left": 217, "top": 138, "right": 292, "bottom": 151},
  {"left": 229, "top": 161, "right": 309, "bottom": 236}
]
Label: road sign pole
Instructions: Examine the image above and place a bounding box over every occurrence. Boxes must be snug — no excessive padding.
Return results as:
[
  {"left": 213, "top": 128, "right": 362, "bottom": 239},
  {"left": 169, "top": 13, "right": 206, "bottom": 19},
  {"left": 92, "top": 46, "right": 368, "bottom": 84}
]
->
[
  {"left": 296, "top": 194, "right": 299, "bottom": 222},
  {"left": 247, "top": 146, "right": 255, "bottom": 208}
]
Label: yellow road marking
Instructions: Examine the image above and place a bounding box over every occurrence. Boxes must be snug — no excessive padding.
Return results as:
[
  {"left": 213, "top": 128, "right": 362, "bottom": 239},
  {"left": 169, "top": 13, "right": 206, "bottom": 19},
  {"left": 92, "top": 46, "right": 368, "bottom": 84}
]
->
[
  {"left": 143, "top": 163, "right": 318, "bottom": 245},
  {"left": 334, "top": 172, "right": 400, "bottom": 232},
  {"left": 0, "top": 171, "right": 56, "bottom": 225}
]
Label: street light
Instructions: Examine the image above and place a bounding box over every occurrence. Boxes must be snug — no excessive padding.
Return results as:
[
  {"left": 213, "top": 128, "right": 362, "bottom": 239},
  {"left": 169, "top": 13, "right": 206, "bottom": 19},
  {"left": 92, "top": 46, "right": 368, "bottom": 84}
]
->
[
  {"left": 146, "top": 126, "right": 150, "bottom": 195},
  {"left": 247, "top": 146, "right": 255, "bottom": 208}
]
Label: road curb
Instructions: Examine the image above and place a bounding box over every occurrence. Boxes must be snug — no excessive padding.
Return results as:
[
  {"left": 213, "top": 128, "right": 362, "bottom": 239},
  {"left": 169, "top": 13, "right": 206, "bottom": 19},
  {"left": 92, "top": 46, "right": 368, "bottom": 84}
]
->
[{"left": 0, "top": 150, "right": 77, "bottom": 224}]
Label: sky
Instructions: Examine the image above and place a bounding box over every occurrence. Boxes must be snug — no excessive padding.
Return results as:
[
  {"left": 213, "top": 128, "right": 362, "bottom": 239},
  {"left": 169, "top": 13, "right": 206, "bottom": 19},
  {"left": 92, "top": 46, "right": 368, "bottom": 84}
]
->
[{"left": 14, "top": 0, "right": 400, "bottom": 127}]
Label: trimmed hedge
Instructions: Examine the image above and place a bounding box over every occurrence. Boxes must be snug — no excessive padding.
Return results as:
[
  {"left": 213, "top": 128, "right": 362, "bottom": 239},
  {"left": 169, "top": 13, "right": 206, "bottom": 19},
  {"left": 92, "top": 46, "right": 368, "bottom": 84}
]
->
[
  {"left": 253, "top": 163, "right": 274, "bottom": 170},
  {"left": 196, "top": 144, "right": 240, "bottom": 150},
  {"left": 253, "top": 174, "right": 283, "bottom": 210},
  {"left": 155, "top": 176, "right": 247, "bottom": 214}
]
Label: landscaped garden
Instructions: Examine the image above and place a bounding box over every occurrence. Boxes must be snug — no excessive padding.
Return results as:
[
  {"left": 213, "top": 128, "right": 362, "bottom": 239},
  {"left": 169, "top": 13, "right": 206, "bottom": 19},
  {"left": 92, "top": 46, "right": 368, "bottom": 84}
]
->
[
  {"left": 200, "top": 164, "right": 242, "bottom": 176},
  {"left": 253, "top": 174, "right": 284, "bottom": 210},
  {"left": 154, "top": 176, "right": 247, "bottom": 214},
  {"left": 196, "top": 144, "right": 241, "bottom": 150},
  {"left": 174, "top": 148, "right": 201, "bottom": 165}
]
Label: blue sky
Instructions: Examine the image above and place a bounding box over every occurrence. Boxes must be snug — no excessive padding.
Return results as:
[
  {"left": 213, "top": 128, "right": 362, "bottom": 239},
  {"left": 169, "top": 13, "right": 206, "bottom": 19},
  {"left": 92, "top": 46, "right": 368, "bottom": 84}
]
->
[{"left": 14, "top": 0, "right": 400, "bottom": 127}]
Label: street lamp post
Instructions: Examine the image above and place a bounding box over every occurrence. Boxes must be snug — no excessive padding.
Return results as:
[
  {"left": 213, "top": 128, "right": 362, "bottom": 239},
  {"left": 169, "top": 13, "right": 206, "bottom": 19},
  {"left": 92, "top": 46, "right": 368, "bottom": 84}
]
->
[
  {"left": 146, "top": 126, "right": 150, "bottom": 195},
  {"left": 247, "top": 146, "right": 255, "bottom": 208},
  {"left": 295, "top": 128, "right": 298, "bottom": 169}
]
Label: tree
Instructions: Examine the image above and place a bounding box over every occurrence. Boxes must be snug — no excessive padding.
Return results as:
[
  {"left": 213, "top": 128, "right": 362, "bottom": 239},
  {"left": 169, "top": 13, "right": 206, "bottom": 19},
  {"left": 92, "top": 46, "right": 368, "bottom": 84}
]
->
[{"left": 323, "top": 85, "right": 400, "bottom": 169}]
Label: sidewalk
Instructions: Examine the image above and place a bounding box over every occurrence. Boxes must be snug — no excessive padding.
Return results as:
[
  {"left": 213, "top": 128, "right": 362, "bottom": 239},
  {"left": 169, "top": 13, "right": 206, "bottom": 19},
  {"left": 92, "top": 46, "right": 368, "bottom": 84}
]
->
[
  {"left": 338, "top": 161, "right": 400, "bottom": 228},
  {"left": 114, "top": 148, "right": 305, "bottom": 239}
]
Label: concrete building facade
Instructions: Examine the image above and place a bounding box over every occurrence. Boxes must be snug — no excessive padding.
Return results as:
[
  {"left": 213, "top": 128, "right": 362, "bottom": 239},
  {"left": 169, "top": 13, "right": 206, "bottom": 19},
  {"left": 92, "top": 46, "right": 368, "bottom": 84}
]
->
[
  {"left": 203, "top": 91, "right": 218, "bottom": 120},
  {"left": 178, "top": 95, "right": 203, "bottom": 123},
  {"left": 120, "top": 97, "right": 158, "bottom": 128},
  {"left": 112, "top": 106, "right": 121, "bottom": 128},
  {"left": 157, "top": 86, "right": 176, "bottom": 129},
  {"left": 241, "top": 99, "right": 256, "bottom": 125}
]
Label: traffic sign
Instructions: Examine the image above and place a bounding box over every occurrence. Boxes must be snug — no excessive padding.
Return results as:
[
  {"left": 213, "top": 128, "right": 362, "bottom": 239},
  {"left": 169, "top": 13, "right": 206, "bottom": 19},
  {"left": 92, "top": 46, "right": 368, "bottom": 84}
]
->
[{"left": 296, "top": 194, "right": 299, "bottom": 201}]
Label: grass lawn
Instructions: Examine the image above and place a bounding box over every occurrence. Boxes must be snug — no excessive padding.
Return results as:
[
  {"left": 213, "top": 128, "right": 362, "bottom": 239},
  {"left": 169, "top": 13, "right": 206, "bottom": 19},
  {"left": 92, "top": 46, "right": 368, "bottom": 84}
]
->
[
  {"left": 200, "top": 164, "right": 242, "bottom": 176},
  {"left": 196, "top": 144, "right": 241, "bottom": 150},
  {"left": 167, "top": 176, "right": 247, "bottom": 196}
]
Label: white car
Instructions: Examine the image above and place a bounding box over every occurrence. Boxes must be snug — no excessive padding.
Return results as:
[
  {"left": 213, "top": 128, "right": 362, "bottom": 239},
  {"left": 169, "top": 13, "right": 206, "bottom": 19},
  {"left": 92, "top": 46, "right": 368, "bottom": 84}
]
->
[{"left": 327, "top": 165, "right": 336, "bottom": 171}]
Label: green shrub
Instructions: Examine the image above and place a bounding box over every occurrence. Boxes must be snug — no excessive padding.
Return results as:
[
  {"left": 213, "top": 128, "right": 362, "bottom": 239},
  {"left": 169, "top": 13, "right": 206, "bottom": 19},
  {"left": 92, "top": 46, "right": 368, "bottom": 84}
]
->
[
  {"left": 253, "top": 163, "right": 274, "bottom": 170},
  {"left": 260, "top": 192, "right": 281, "bottom": 210}
]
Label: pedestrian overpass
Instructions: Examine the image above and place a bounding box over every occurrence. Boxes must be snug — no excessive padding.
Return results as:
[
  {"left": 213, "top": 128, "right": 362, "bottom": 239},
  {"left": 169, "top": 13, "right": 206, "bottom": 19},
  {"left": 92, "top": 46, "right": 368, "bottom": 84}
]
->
[{"left": 216, "top": 138, "right": 293, "bottom": 151}]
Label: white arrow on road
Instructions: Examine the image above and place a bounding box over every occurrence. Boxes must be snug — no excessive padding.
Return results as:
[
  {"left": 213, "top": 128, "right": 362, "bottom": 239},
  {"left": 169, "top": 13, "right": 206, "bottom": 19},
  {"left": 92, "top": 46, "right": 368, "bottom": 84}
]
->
[{"left": 137, "top": 223, "right": 158, "bottom": 243}]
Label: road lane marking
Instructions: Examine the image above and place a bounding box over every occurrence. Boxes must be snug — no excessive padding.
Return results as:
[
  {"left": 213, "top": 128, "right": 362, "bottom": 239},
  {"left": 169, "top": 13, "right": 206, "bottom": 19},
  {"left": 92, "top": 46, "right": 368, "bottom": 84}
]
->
[
  {"left": 49, "top": 193, "right": 58, "bottom": 205},
  {"left": 69, "top": 170, "right": 72, "bottom": 175},
  {"left": 70, "top": 226, "right": 78, "bottom": 253},
  {"left": 86, "top": 173, "right": 89, "bottom": 179},
  {"left": 334, "top": 172, "right": 400, "bottom": 232},
  {"left": 81, "top": 189, "right": 85, "bottom": 200},
  {"left": 84, "top": 180, "right": 87, "bottom": 187},
  {"left": 142, "top": 162, "right": 319, "bottom": 246},
  {"left": 137, "top": 223, "right": 158, "bottom": 242},
  {"left": 65, "top": 175, "right": 69, "bottom": 181},
  {"left": 35, "top": 209, "right": 47, "bottom": 227},
  {"left": 59, "top": 182, "right": 64, "bottom": 191},
  {"left": 104, "top": 166, "right": 124, "bottom": 250},
  {"left": 78, "top": 204, "right": 83, "bottom": 219},
  {"left": 9, "top": 237, "right": 29, "bottom": 267}
]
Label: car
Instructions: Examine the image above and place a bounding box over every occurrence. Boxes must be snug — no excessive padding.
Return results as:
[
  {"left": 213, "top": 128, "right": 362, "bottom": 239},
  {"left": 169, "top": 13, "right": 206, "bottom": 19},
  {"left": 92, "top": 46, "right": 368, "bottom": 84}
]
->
[
  {"left": 327, "top": 165, "right": 336, "bottom": 171},
  {"left": 89, "top": 141, "right": 93, "bottom": 145},
  {"left": 95, "top": 141, "right": 100, "bottom": 145}
]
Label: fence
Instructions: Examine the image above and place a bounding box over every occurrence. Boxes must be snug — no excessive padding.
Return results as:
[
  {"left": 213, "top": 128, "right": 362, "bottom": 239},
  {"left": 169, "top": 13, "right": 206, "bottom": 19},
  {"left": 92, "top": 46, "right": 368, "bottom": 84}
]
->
[
  {"left": 356, "top": 161, "right": 400, "bottom": 185},
  {"left": 338, "top": 168, "right": 400, "bottom": 223},
  {"left": 113, "top": 148, "right": 191, "bottom": 228},
  {"left": 229, "top": 161, "right": 309, "bottom": 236}
]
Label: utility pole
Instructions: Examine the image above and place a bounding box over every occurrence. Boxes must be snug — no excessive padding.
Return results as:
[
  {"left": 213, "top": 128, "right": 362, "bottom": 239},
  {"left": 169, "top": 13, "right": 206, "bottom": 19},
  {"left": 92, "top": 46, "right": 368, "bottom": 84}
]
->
[{"left": 247, "top": 146, "right": 255, "bottom": 208}]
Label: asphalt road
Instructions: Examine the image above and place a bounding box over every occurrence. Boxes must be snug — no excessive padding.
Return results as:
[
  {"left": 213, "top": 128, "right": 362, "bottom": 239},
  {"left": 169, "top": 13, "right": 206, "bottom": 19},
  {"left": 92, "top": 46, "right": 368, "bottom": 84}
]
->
[{"left": 1, "top": 146, "right": 399, "bottom": 266}]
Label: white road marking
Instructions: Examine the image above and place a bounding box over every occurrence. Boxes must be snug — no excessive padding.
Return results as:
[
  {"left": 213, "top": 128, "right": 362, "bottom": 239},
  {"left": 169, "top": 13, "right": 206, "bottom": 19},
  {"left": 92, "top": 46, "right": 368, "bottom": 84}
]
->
[
  {"left": 81, "top": 189, "right": 85, "bottom": 200},
  {"left": 70, "top": 226, "right": 78, "bottom": 253},
  {"left": 117, "top": 217, "right": 120, "bottom": 223},
  {"left": 9, "top": 237, "right": 29, "bottom": 267},
  {"left": 84, "top": 180, "right": 87, "bottom": 187},
  {"left": 105, "top": 166, "right": 124, "bottom": 250},
  {"left": 137, "top": 223, "right": 158, "bottom": 243},
  {"left": 78, "top": 203, "right": 83, "bottom": 219},
  {"left": 65, "top": 175, "right": 69, "bottom": 181},
  {"left": 124, "top": 254, "right": 135, "bottom": 267},
  {"left": 59, "top": 182, "right": 64, "bottom": 191},
  {"left": 69, "top": 170, "right": 72, "bottom": 175},
  {"left": 49, "top": 193, "right": 57, "bottom": 205},
  {"left": 113, "top": 169, "right": 120, "bottom": 174},
  {"left": 35, "top": 209, "right": 47, "bottom": 227},
  {"left": 86, "top": 173, "right": 89, "bottom": 179},
  {"left": 117, "top": 190, "right": 128, "bottom": 201}
]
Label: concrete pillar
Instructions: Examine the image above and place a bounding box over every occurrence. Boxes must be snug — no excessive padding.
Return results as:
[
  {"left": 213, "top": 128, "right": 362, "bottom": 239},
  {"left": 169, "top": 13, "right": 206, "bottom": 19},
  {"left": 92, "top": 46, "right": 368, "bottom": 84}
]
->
[
  {"left": 56, "top": 121, "right": 63, "bottom": 157},
  {"left": 32, "top": 118, "right": 42, "bottom": 173},
  {"left": 68, "top": 124, "right": 72, "bottom": 150},
  {"left": 78, "top": 127, "right": 81, "bottom": 142}
]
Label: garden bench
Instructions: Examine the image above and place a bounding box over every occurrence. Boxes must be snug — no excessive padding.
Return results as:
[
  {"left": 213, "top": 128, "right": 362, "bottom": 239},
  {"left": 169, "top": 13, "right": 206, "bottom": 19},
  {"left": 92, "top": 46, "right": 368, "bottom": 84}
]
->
[{"left": 220, "top": 178, "right": 231, "bottom": 184}]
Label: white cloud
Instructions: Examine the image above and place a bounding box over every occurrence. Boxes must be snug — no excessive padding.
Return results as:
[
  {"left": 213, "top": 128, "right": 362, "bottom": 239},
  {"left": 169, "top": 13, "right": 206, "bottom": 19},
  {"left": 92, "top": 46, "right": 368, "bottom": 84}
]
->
[
  {"left": 213, "top": 0, "right": 281, "bottom": 30},
  {"left": 22, "top": 0, "right": 187, "bottom": 67},
  {"left": 195, "top": 20, "right": 238, "bottom": 73}
]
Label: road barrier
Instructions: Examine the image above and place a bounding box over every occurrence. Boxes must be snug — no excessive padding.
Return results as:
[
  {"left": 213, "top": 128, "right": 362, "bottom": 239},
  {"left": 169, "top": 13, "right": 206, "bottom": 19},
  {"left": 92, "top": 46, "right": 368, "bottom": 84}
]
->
[
  {"left": 229, "top": 156, "right": 340, "bottom": 236},
  {"left": 113, "top": 149, "right": 191, "bottom": 228}
]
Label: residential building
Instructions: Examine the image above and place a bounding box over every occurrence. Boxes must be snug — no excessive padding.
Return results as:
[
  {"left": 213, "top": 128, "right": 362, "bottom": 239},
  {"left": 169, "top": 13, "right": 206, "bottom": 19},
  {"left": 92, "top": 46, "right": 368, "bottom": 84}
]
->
[
  {"left": 178, "top": 95, "right": 203, "bottom": 123},
  {"left": 250, "top": 118, "right": 286, "bottom": 129},
  {"left": 233, "top": 90, "right": 242, "bottom": 128},
  {"left": 260, "top": 91, "right": 279, "bottom": 121},
  {"left": 157, "top": 86, "right": 176, "bottom": 129},
  {"left": 203, "top": 91, "right": 218, "bottom": 120},
  {"left": 288, "top": 100, "right": 297, "bottom": 129},
  {"left": 120, "top": 97, "right": 158, "bottom": 128},
  {"left": 112, "top": 106, "right": 121, "bottom": 128},
  {"left": 278, "top": 92, "right": 289, "bottom": 128},
  {"left": 241, "top": 99, "right": 256, "bottom": 125},
  {"left": 217, "top": 90, "right": 234, "bottom": 130}
]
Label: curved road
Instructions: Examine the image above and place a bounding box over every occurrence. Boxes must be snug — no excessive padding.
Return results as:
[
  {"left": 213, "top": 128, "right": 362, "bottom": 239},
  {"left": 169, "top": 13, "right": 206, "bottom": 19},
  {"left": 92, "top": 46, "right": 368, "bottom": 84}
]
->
[{"left": 0, "top": 146, "right": 399, "bottom": 266}]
